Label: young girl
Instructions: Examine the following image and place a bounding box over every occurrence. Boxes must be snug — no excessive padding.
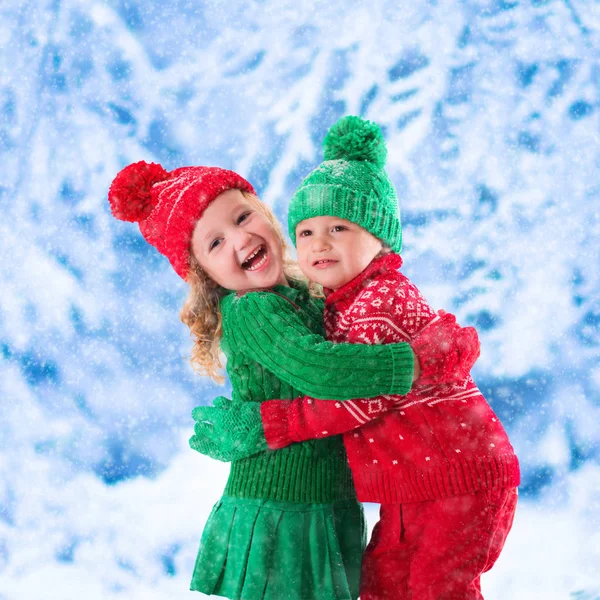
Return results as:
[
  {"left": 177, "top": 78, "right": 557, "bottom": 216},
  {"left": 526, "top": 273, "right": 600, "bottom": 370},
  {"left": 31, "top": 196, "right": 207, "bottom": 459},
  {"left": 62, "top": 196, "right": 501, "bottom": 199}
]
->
[
  {"left": 107, "top": 161, "right": 419, "bottom": 600},
  {"left": 193, "top": 117, "right": 520, "bottom": 599}
]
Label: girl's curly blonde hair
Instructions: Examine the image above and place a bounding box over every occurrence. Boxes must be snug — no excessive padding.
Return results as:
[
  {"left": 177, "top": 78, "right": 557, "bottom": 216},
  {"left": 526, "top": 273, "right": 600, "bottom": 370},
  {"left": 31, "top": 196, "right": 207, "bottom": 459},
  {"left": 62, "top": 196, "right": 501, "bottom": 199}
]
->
[{"left": 180, "top": 191, "right": 314, "bottom": 383}]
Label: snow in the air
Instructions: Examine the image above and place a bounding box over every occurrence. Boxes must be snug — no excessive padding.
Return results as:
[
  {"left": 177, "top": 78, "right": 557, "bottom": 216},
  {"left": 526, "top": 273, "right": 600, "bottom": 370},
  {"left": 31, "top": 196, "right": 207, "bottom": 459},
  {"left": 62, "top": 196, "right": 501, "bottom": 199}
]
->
[{"left": 1, "top": 1, "right": 599, "bottom": 598}]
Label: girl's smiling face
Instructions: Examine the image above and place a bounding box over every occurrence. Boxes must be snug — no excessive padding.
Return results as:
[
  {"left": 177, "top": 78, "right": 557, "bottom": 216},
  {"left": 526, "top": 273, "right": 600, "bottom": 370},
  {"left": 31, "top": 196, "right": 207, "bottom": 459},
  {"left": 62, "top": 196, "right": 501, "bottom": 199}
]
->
[
  {"left": 296, "top": 216, "right": 383, "bottom": 290},
  {"left": 191, "top": 189, "right": 288, "bottom": 291}
]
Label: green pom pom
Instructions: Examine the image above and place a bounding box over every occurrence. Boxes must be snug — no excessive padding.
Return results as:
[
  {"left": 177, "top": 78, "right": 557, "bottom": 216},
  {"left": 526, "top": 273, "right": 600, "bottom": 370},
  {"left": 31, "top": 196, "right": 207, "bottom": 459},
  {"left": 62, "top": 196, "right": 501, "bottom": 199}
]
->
[{"left": 323, "top": 115, "right": 387, "bottom": 167}]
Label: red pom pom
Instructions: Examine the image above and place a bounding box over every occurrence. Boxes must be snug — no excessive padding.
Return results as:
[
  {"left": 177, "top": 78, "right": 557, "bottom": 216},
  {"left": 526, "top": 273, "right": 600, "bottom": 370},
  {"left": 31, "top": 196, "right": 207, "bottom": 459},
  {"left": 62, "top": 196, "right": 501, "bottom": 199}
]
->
[{"left": 108, "top": 161, "right": 170, "bottom": 222}]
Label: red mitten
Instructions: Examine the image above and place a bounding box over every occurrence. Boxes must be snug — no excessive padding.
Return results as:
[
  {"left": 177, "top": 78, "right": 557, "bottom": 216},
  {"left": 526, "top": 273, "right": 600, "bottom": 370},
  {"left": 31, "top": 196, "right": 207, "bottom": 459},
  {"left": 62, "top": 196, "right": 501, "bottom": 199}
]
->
[
  {"left": 411, "top": 311, "right": 480, "bottom": 386},
  {"left": 454, "top": 325, "right": 481, "bottom": 380}
]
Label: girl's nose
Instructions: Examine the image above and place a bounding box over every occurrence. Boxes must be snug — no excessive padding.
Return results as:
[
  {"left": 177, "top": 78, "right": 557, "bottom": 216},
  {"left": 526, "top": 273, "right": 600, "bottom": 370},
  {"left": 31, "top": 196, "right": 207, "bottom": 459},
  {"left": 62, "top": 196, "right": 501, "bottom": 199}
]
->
[{"left": 234, "top": 229, "right": 253, "bottom": 252}]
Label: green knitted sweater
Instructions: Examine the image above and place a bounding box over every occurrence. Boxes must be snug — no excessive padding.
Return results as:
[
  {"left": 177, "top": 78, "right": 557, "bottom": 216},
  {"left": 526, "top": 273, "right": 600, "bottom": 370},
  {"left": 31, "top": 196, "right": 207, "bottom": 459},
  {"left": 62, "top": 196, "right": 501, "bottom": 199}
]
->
[{"left": 219, "top": 281, "right": 414, "bottom": 503}]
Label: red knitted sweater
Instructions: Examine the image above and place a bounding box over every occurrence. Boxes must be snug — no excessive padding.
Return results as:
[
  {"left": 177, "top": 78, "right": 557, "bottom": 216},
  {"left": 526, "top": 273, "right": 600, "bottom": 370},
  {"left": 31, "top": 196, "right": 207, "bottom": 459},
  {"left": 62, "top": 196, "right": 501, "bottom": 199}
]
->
[{"left": 261, "top": 253, "right": 520, "bottom": 503}]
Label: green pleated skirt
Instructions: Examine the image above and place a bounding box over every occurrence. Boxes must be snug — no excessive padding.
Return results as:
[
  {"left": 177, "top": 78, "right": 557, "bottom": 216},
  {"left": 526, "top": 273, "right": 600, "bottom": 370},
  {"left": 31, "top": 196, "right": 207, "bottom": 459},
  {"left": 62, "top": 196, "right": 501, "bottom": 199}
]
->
[{"left": 190, "top": 496, "right": 366, "bottom": 600}]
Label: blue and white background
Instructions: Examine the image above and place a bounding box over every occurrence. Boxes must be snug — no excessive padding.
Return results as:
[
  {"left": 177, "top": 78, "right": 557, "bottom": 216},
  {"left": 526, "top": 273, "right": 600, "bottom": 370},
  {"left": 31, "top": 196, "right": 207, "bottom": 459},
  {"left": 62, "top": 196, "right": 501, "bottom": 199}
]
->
[{"left": 1, "top": 1, "right": 599, "bottom": 598}]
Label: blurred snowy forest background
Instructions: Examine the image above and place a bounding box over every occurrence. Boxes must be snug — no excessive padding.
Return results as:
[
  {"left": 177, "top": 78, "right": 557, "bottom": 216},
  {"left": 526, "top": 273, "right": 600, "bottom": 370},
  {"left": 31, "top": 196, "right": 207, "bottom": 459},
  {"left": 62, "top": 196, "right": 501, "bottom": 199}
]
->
[{"left": 1, "top": 0, "right": 599, "bottom": 598}]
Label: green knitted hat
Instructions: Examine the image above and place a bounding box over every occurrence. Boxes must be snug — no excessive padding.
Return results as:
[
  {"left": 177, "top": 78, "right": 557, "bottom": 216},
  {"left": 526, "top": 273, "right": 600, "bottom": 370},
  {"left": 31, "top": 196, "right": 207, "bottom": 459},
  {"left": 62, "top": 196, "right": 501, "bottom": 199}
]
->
[{"left": 288, "top": 115, "right": 402, "bottom": 252}]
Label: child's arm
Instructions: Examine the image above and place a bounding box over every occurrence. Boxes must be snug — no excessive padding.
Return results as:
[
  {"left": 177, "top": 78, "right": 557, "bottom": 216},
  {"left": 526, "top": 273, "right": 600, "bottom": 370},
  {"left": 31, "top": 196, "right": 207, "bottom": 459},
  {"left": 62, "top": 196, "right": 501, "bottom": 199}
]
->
[
  {"left": 190, "top": 392, "right": 403, "bottom": 460},
  {"left": 195, "top": 276, "right": 479, "bottom": 455},
  {"left": 260, "top": 394, "right": 401, "bottom": 449},
  {"left": 257, "top": 323, "right": 480, "bottom": 450},
  {"left": 259, "top": 279, "right": 481, "bottom": 448},
  {"left": 190, "top": 318, "right": 479, "bottom": 460},
  {"left": 223, "top": 291, "right": 415, "bottom": 400}
]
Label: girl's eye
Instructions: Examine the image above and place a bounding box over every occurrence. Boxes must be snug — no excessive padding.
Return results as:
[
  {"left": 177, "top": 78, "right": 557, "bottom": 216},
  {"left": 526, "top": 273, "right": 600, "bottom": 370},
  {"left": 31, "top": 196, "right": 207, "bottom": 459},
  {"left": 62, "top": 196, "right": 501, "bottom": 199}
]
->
[
  {"left": 237, "top": 211, "right": 251, "bottom": 225},
  {"left": 209, "top": 238, "right": 222, "bottom": 252}
]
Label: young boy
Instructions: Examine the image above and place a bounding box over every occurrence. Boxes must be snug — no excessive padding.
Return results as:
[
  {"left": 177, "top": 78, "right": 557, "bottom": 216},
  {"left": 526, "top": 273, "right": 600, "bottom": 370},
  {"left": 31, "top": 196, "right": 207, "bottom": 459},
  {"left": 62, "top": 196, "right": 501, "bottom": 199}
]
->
[{"left": 195, "top": 116, "right": 520, "bottom": 600}]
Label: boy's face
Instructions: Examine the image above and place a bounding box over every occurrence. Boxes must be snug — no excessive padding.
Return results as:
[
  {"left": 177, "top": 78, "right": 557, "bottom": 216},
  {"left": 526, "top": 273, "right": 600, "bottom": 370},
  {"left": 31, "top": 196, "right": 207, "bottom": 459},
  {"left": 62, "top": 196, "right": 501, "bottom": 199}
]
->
[{"left": 296, "top": 216, "right": 383, "bottom": 290}]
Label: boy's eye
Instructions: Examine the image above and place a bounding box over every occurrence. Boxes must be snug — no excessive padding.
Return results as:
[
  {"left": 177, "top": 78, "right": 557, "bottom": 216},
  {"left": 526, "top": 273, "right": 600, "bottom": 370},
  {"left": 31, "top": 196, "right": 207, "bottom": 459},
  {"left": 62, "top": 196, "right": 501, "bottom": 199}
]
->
[
  {"left": 332, "top": 225, "right": 347, "bottom": 232},
  {"left": 298, "top": 230, "right": 312, "bottom": 237},
  {"left": 209, "top": 238, "right": 222, "bottom": 252},
  {"left": 237, "top": 211, "right": 251, "bottom": 225}
]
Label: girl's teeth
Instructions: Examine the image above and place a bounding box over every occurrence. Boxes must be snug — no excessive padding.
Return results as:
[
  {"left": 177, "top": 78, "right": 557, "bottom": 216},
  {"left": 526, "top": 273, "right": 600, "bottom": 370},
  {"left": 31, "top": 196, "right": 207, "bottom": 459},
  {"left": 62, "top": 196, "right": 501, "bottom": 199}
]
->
[
  {"left": 242, "top": 246, "right": 263, "bottom": 269},
  {"left": 247, "top": 251, "right": 267, "bottom": 271}
]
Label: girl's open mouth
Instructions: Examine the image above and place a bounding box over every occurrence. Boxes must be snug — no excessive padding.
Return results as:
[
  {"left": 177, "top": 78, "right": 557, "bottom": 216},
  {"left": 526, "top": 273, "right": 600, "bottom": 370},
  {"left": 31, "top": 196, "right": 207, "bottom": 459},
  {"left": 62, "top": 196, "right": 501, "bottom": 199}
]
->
[{"left": 242, "top": 245, "right": 269, "bottom": 271}]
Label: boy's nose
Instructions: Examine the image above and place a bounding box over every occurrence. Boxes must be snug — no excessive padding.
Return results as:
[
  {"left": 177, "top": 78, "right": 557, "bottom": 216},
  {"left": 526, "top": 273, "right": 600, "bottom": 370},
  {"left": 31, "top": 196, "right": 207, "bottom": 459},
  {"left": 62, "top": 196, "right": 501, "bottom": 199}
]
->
[{"left": 312, "top": 236, "right": 332, "bottom": 252}]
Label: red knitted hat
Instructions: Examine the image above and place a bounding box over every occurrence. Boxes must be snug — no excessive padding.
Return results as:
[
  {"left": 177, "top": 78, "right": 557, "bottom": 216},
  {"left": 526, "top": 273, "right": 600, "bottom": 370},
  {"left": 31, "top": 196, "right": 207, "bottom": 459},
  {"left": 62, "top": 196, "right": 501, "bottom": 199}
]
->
[{"left": 108, "top": 161, "right": 256, "bottom": 280}]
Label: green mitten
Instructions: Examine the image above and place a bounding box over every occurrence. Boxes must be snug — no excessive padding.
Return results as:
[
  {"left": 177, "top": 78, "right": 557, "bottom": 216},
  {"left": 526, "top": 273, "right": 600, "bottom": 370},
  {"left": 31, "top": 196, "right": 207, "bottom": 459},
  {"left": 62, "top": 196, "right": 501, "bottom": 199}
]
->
[{"left": 189, "top": 396, "right": 268, "bottom": 462}]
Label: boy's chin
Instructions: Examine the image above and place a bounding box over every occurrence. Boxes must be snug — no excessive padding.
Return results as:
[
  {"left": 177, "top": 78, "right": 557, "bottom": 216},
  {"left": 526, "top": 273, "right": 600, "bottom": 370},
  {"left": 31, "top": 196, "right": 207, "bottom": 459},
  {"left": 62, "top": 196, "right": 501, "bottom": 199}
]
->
[{"left": 311, "top": 274, "right": 354, "bottom": 291}]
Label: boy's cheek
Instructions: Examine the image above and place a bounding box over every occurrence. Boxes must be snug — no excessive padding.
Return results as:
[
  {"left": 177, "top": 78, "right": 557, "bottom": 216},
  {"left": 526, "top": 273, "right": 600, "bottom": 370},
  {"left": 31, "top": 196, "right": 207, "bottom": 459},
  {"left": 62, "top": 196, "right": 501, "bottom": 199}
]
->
[{"left": 296, "top": 250, "right": 310, "bottom": 269}]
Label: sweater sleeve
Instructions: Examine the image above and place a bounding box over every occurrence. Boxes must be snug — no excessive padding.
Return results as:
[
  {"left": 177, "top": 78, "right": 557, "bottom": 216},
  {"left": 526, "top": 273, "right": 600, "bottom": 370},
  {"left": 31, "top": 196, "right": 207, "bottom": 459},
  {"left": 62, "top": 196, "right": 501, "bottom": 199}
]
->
[
  {"left": 223, "top": 291, "right": 414, "bottom": 400},
  {"left": 261, "top": 394, "right": 402, "bottom": 449}
]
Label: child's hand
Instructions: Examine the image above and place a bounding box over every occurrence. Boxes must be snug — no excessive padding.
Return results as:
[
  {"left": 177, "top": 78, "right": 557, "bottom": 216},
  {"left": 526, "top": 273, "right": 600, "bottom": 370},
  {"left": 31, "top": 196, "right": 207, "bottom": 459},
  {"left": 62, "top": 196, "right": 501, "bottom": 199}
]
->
[
  {"left": 189, "top": 397, "right": 268, "bottom": 462},
  {"left": 410, "top": 311, "right": 481, "bottom": 386},
  {"left": 453, "top": 323, "right": 480, "bottom": 378}
]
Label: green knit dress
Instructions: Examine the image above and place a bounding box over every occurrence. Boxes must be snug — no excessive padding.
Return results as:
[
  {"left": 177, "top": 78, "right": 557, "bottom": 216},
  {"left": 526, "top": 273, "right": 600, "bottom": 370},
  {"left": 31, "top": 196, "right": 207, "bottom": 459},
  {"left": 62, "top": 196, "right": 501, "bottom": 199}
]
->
[{"left": 190, "top": 281, "right": 414, "bottom": 600}]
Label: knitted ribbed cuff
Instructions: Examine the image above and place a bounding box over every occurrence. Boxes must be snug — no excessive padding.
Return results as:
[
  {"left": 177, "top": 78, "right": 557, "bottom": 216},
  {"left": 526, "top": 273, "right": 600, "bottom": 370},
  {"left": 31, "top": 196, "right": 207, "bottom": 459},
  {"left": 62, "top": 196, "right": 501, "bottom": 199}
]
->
[
  {"left": 260, "top": 400, "right": 296, "bottom": 449},
  {"left": 353, "top": 453, "right": 521, "bottom": 504},
  {"left": 388, "top": 343, "right": 415, "bottom": 396}
]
